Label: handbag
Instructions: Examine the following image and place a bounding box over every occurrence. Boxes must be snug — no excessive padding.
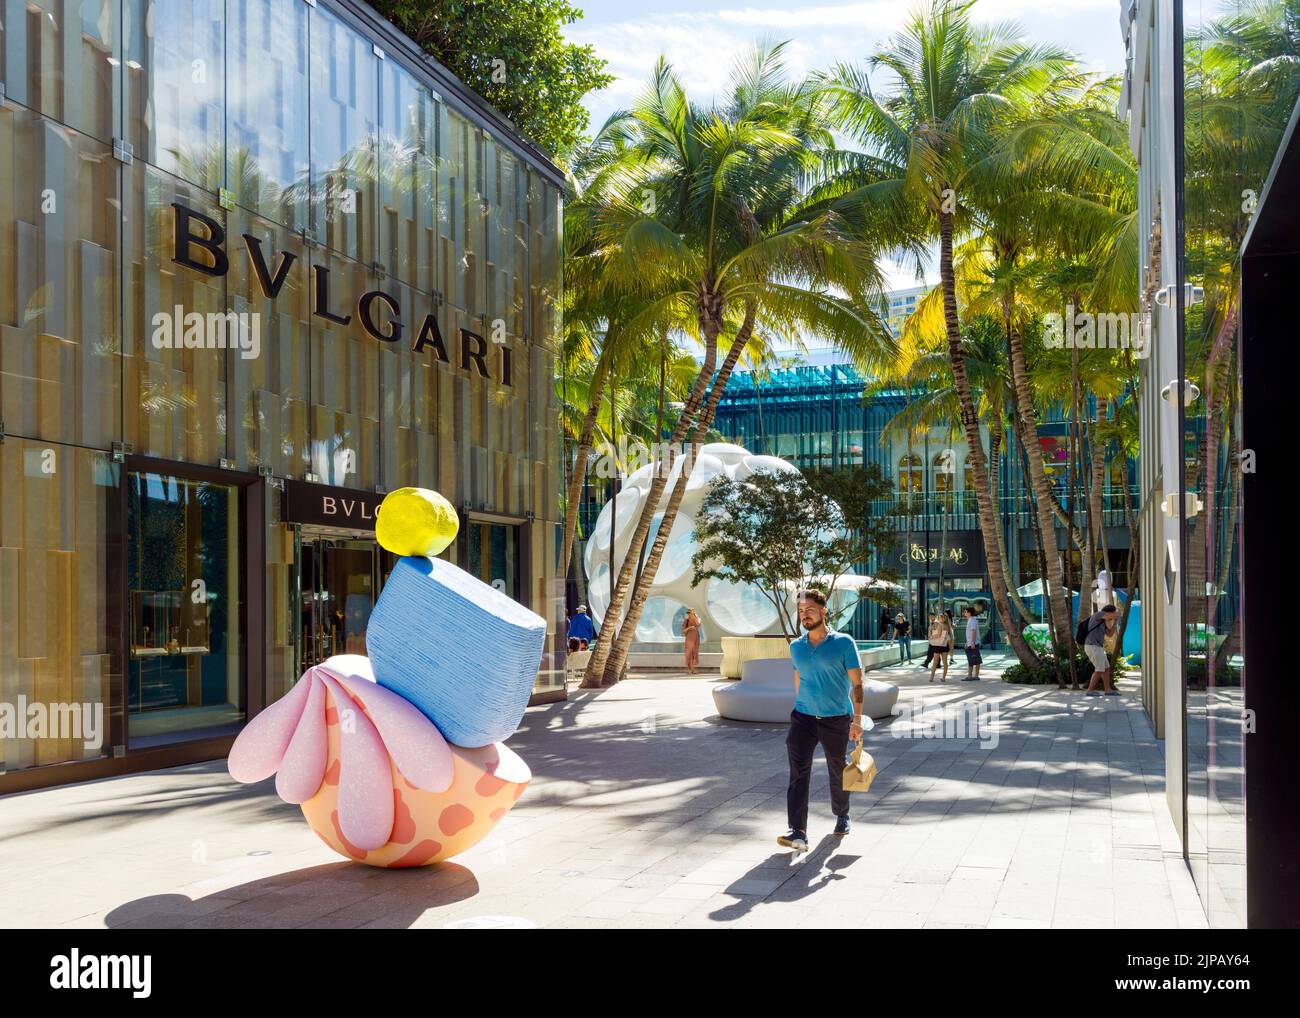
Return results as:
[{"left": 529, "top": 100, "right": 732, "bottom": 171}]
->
[{"left": 842, "top": 739, "right": 878, "bottom": 793}]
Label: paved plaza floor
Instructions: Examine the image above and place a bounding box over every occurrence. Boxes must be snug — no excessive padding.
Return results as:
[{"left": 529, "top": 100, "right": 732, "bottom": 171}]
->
[{"left": 0, "top": 657, "right": 1206, "bottom": 929}]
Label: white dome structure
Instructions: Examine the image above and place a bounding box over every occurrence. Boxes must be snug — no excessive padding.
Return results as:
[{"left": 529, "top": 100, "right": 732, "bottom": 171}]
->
[{"left": 583, "top": 444, "right": 864, "bottom": 647}]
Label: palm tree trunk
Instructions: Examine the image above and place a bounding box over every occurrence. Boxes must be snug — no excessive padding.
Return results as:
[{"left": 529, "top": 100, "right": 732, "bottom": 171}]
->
[
  {"left": 581, "top": 289, "right": 724, "bottom": 686},
  {"left": 1005, "top": 316, "right": 1073, "bottom": 673},
  {"left": 989, "top": 427, "right": 1034, "bottom": 622},
  {"left": 559, "top": 357, "right": 610, "bottom": 582},
  {"left": 604, "top": 308, "right": 756, "bottom": 681},
  {"left": 937, "top": 209, "right": 1038, "bottom": 666},
  {"left": 1072, "top": 355, "right": 1094, "bottom": 611},
  {"left": 1086, "top": 409, "right": 1106, "bottom": 598}
]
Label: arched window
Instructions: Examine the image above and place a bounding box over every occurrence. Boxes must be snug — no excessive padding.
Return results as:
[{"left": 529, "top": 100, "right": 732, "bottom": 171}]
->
[
  {"left": 962, "top": 456, "right": 977, "bottom": 509},
  {"left": 898, "top": 454, "right": 922, "bottom": 494},
  {"left": 932, "top": 451, "right": 956, "bottom": 509}
]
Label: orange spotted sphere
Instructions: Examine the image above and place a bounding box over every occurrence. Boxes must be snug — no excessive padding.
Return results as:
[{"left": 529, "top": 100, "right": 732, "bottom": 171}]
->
[{"left": 300, "top": 683, "right": 529, "bottom": 867}]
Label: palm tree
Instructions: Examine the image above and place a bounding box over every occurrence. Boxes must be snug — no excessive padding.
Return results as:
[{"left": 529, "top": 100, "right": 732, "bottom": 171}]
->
[
  {"left": 972, "top": 82, "right": 1139, "bottom": 674},
  {"left": 822, "top": 0, "right": 1075, "bottom": 665},
  {"left": 581, "top": 45, "right": 897, "bottom": 685},
  {"left": 878, "top": 316, "right": 1039, "bottom": 625},
  {"left": 555, "top": 118, "right": 704, "bottom": 588}
]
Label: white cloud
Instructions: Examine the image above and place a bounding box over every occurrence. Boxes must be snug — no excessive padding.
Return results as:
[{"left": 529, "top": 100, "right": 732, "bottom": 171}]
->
[{"left": 569, "top": 0, "right": 1126, "bottom": 128}]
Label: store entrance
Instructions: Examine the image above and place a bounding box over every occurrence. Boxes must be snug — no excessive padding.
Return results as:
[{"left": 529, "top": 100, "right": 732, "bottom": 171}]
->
[{"left": 297, "top": 535, "right": 385, "bottom": 672}]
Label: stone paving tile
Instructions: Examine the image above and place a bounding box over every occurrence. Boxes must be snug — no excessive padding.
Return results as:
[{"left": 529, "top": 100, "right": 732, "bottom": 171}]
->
[{"left": 0, "top": 664, "right": 1208, "bottom": 930}]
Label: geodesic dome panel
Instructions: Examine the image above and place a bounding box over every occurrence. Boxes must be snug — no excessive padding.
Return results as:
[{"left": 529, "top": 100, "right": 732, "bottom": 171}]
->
[
  {"left": 587, "top": 562, "right": 611, "bottom": 625},
  {"left": 706, "top": 576, "right": 780, "bottom": 635},
  {"left": 643, "top": 512, "right": 696, "bottom": 586},
  {"left": 738, "top": 454, "right": 801, "bottom": 480},
  {"left": 636, "top": 596, "right": 688, "bottom": 643}
]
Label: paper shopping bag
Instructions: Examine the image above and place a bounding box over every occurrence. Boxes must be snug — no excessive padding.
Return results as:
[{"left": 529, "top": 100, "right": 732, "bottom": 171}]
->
[{"left": 842, "top": 739, "right": 877, "bottom": 793}]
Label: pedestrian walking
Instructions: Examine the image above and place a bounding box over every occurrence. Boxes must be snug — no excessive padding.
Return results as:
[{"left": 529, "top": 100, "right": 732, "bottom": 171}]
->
[
  {"left": 777, "top": 589, "right": 866, "bottom": 852},
  {"left": 962, "top": 605, "right": 983, "bottom": 680},
  {"left": 926, "top": 610, "right": 952, "bottom": 683}
]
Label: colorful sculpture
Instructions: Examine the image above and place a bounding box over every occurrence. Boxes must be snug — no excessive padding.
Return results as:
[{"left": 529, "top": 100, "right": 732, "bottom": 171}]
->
[{"left": 228, "top": 489, "right": 542, "bottom": 867}]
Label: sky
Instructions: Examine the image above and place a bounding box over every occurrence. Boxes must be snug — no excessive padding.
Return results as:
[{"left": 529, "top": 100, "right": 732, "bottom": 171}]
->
[{"left": 563, "top": 0, "right": 1130, "bottom": 356}]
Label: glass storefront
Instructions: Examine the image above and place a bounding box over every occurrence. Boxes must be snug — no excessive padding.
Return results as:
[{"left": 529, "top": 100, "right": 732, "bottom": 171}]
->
[
  {"left": 460, "top": 519, "right": 520, "bottom": 601},
  {"left": 0, "top": 0, "right": 565, "bottom": 789},
  {"left": 127, "top": 471, "right": 244, "bottom": 747},
  {"left": 1179, "top": 0, "right": 1297, "bottom": 929}
]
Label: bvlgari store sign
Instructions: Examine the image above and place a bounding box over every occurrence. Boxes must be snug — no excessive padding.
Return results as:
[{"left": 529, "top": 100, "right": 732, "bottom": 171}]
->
[
  {"left": 283, "top": 480, "right": 384, "bottom": 531},
  {"left": 171, "top": 203, "right": 514, "bottom": 385}
]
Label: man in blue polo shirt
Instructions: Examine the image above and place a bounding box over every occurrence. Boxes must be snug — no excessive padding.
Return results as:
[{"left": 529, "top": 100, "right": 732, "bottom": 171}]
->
[
  {"left": 566, "top": 604, "right": 596, "bottom": 647},
  {"left": 777, "top": 589, "right": 865, "bottom": 852}
]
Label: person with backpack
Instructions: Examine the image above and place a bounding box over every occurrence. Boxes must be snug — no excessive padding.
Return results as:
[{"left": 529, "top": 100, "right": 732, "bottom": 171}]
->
[{"left": 1079, "top": 604, "right": 1120, "bottom": 696}]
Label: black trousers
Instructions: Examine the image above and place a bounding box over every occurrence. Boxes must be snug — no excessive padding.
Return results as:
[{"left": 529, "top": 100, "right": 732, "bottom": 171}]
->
[{"left": 785, "top": 710, "right": 851, "bottom": 831}]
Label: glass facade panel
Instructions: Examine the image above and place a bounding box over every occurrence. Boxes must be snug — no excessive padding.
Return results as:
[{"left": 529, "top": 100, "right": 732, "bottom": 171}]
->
[
  {"left": 0, "top": 439, "right": 121, "bottom": 769},
  {"left": 378, "top": 57, "right": 435, "bottom": 291},
  {"left": 226, "top": 205, "right": 311, "bottom": 475},
  {"left": 225, "top": 0, "right": 310, "bottom": 231},
  {"left": 121, "top": 163, "right": 228, "bottom": 465},
  {"left": 0, "top": 0, "right": 118, "bottom": 144},
  {"left": 309, "top": 5, "right": 378, "bottom": 261},
  {"left": 123, "top": 0, "right": 226, "bottom": 190},
  {"left": 307, "top": 248, "right": 378, "bottom": 488},
  {"left": 0, "top": 103, "right": 120, "bottom": 450}
]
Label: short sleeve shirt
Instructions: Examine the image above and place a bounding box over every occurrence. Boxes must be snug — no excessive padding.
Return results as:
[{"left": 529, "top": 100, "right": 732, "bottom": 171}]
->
[{"left": 789, "top": 629, "right": 862, "bottom": 717}]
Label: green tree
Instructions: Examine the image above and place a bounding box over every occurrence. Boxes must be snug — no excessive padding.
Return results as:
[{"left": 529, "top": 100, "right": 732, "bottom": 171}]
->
[
  {"left": 691, "top": 470, "right": 896, "bottom": 639},
  {"left": 822, "top": 0, "right": 1074, "bottom": 666},
  {"left": 581, "top": 46, "right": 897, "bottom": 686},
  {"left": 365, "top": 0, "right": 613, "bottom": 155}
]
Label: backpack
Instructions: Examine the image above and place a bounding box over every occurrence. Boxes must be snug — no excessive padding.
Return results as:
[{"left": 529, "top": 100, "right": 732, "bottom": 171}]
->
[{"left": 1076, "top": 614, "right": 1105, "bottom": 645}]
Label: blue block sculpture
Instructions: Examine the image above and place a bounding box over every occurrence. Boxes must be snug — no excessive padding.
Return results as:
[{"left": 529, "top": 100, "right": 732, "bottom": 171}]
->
[{"left": 366, "top": 555, "right": 548, "bottom": 747}]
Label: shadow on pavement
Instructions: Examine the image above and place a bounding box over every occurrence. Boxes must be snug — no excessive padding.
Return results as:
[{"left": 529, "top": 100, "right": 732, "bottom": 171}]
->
[{"left": 104, "top": 861, "right": 480, "bottom": 929}]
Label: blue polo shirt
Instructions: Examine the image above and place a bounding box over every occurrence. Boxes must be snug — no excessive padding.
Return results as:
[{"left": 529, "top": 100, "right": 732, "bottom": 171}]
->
[
  {"left": 567, "top": 613, "right": 596, "bottom": 642},
  {"left": 789, "top": 629, "right": 862, "bottom": 717}
]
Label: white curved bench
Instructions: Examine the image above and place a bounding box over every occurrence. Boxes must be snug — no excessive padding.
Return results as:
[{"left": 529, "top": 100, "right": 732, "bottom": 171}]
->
[{"left": 712, "top": 658, "right": 899, "bottom": 723}]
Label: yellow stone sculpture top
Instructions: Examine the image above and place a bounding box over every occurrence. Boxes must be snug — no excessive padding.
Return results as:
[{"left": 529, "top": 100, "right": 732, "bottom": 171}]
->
[{"left": 375, "top": 487, "right": 460, "bottom": 557}]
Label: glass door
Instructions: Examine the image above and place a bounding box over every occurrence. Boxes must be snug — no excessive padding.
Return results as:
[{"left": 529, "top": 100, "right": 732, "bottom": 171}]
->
[{"left": 297, "top": 537, "right": 378, "bottom": 672}]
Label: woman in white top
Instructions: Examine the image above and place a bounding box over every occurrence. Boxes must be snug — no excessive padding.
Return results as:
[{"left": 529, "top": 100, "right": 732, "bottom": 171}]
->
[{"left": 926, "top": 611, "right": 953, "bottom": 683}]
